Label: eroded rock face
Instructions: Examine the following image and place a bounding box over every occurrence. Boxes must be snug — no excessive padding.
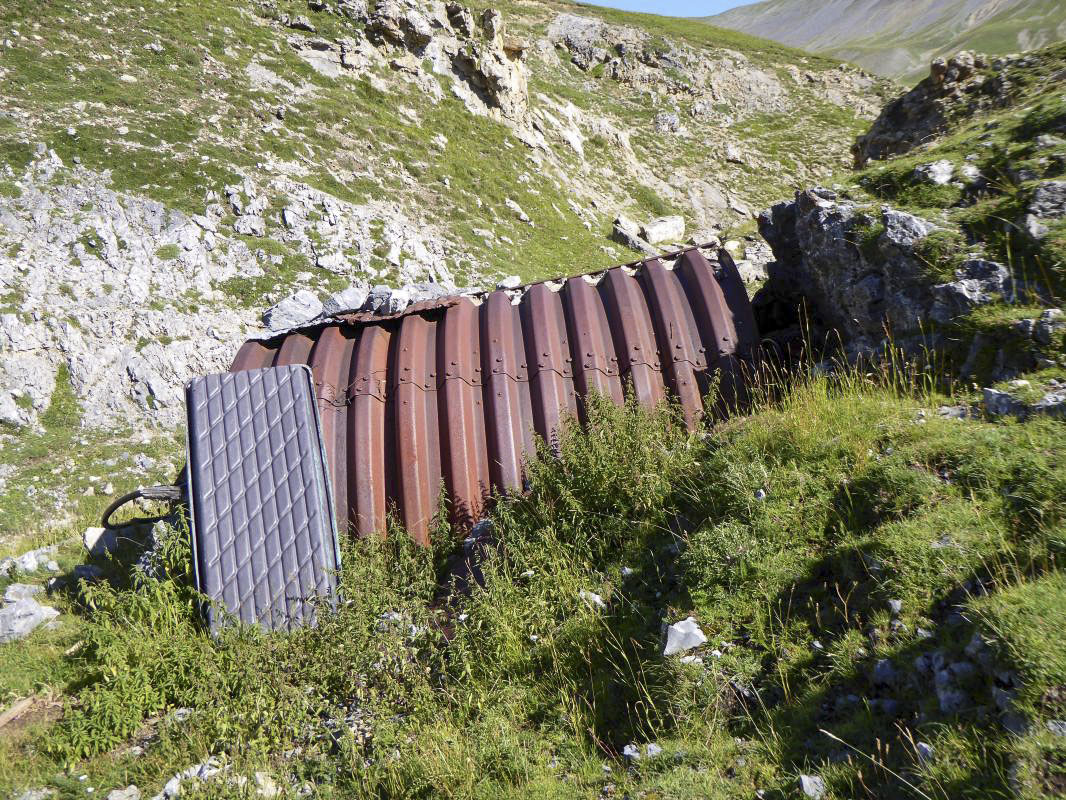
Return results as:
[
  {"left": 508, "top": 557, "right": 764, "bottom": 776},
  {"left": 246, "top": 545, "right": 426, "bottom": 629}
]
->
[
  {"left": 365, "top": 0, "right": 530, "bottom": 124},
  {"left": 754, "top": 188, "right": 1016, "bottom": 356},
  {"left": 854, "top": 50, "right": 1012, "bottom": 166},
  {"left": 545, "top": 12, "right": 795, "bottom": 120},
  {"left": 0, "top": 151, "right": 471, "bottom": 431}
]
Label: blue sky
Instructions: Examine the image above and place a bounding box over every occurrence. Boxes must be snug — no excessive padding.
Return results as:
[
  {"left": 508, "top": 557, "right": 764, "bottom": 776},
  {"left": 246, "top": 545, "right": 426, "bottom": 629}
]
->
[{"left": 580, "top": 0, "right": 760, "bottom": 17}]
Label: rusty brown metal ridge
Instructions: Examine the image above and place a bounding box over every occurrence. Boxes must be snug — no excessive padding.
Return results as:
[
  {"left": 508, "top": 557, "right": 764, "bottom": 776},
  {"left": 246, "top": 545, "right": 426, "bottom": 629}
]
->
[{"left": 229, "top": 245, "right": 759, "bottom": 545}]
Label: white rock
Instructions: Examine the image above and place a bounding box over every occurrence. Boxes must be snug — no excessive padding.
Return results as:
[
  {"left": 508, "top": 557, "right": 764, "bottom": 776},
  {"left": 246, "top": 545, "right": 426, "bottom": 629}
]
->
[
  {"left": 234, "top": 215, "right": 266, "bottom": 237},
  {"left": 119, "top": 74, "right": 138, "bottom": 83},
  {"left": 640, "top": 215, "right": 684, "bottom": 244},
  {"left": 262, "top": 290, "right": 323, "bottom": 331},
  {"left": 645, "top": 743, "right": 663, "bottom": 758},
  {"left": 504, "top": 197, "right": 532, "bottom": 224},
  {"left": 0, "top": 597, "right": 60, "bottom": 643},
  {"left": 622, "top": 743, "right": 641, "bottom": 761},
  {"left": 579, "top": 589, "right": 606, "bottom": 610},
  {"left": 916, "top": 741, "right": 934, "bottom": 762},
  {"left": 84, "top": 526, "right": 118, "bottom": 556},
  {"left": 799, "top": 774, "right": 826, "bottom": 799},
  {"left": 496, "top": 275, "right": 521, "bottom": 290},
  {"left": 914, "top": 160, "right": 954, "bottom": 185},
  {"left": 253, "top": 772, "right": 278, "bottom": 798},
  {"left": 663, "top": 616, "right": 707, "bottom": 656},
  {"left": 3, "top": 583, "right": 42, "bottom": 603},
  {"left": 679, "top": 655, "right": 703, "bottom": 665},
  {"left": 106, "top": 787, "right": 141, "bottom": 800},
  {"left": 322, "top": 285, "right": 370, "bottom": 316}
]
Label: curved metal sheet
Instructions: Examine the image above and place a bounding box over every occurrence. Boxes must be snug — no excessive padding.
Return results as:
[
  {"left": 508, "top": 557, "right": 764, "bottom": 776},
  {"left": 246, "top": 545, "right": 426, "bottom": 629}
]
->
[
  {"left": 439, "top": 298, "right": 490, "bottom": 527},
  {"left": 308, "top": 326, "right": 356, "bottom": 529},
  {"left": 228, "top": 246, "right": 758, "bottom": 541},
  {"left": 638, "top": 259, "right": 704, "bottom": 426},
  {"left": 521, "top": 283, "right": 578, "bottom": 445},
  {"left": 346, "top": 326, "right": 390, "bottom": 537},
  {"left": 391, "top": 314, "right": 441, "bottom": 544},
  {"left": 481, "top": 291, "right": 530, "bottom": 494},
  {"left": 562, "top": 276, "right": 624, "bottom": 415},
  {"left": 598, "top": 267, "right": 665, "bottom": 409}
]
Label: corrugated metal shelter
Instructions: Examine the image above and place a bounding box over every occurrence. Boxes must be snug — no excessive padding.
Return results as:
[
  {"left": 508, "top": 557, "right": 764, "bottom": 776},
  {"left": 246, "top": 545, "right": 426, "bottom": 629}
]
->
[{"left": 229, "top": 246, "right": 758, "bottom": 543}]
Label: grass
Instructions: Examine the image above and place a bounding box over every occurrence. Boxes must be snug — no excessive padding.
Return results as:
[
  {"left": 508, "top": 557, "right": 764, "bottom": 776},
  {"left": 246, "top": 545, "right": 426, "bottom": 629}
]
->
[
  {"left": 2, "top": 362, "right": 1064, "bottom": 798},
  {"left": 0, "top": 0, "right": 885, "bottom": 286}
]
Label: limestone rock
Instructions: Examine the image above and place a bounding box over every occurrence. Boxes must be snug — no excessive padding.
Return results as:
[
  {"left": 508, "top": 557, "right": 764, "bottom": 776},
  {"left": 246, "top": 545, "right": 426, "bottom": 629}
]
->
[
  {"left": 610, "top": 218, "right": 656, "bottom": 255},
  {"left": 913, "top": 159, "right": 954, "bottom": 185},
  {"left": 262, "top": 290, "right": 323, "bottom": 331},
  {"left": 800, "top": 775, "right": 826, "bottom": 799},
  {"left": 754, "top": 188, "right": 1015, "bottom": 357},
  {"left": 0, "top": 597, "right": 60, "bottom": 643},
  {"left": 322, "top": 285, "right": 370, "bottom": 316},
  {"left": 855, "top": 50, "right": 1003, "bottom": 165},
  {"left": 3, "top": 583, "right": 41, "bottom": 603},
  {"left": 640, "top": 215, "right": 684, "bottom": 244},
  {"left": 663, "top": 616, "right": 707, "bottom": 656}
]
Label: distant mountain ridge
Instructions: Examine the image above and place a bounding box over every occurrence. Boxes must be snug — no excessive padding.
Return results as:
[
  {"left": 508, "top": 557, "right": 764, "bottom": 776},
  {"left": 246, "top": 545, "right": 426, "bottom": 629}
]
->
[{"left": 705, "top": 0, "right": 1066, "bottom": 78}]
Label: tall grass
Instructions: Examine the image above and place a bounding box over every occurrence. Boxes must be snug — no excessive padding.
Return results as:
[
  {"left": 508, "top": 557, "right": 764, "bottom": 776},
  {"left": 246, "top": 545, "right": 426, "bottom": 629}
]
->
[{"left": 9, "top": 355, "right": 1063, "bottom": 799}]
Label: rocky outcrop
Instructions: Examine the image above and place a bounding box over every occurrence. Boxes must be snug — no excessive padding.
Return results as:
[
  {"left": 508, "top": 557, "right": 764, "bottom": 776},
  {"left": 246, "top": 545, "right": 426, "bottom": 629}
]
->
[
  {"left": 545, "top": 12, "right": 820, "bottom": 121},
  {"left": 0, "top": 151, "right": 474, "bottom": 430},
  {"left": 853, "top": 51, "right": 1014, "bottom": 166},
  {"left": 753, "top": 188, "right": 1019, "bottom": 356},
  {"left": 361, "top": 0, "right": 530, "bottom": 124}
]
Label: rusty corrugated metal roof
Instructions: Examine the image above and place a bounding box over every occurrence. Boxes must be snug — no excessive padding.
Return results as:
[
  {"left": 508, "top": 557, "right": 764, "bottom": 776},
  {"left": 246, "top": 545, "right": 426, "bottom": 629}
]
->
[{"left": 229, "top": 245, "right": 758, "bottom": 543}]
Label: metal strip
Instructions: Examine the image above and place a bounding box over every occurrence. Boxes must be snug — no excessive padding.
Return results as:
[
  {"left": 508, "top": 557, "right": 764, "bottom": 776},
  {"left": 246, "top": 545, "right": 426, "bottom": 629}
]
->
[
  {"left": 439, "top": 299, "right": 489, "bottom": 527},
  {"left": 520, "top": 283, "right": 577, "bottom": 446},
  {"left": 481, "top": 291, "right": 528, "bottom": 493},
  {"left": 346, "top": 327, "right": 390, "bottom": 537},
  {"left": 598, "top": 267, "right": 665, "bottom": 409}
]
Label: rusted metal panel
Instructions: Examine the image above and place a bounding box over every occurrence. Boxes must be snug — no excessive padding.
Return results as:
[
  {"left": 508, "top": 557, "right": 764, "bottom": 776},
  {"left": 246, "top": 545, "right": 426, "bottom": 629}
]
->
[
  {"left": 562, "top": 276, "right": 624, "bottom": 416},
  {"left": 482, "top": 290, "right": 530, "bottom": 494},
  {"left": 229, "top": 246, "right": 758, "bottom": 540},
  {"left": 391, "top": 314, "right": 441, "bottom": 544},
  {"left": 347, "top": 326, "right": 390, "bottom": 537},
  {"left": 522, "top": 282, "right": 578, "bottom": 444},
  {"left": 308, "top": 326, "right": 356, "bottom": 530},
  {"left": 598, "top": 266, "right": 665, "bottom": 409}
]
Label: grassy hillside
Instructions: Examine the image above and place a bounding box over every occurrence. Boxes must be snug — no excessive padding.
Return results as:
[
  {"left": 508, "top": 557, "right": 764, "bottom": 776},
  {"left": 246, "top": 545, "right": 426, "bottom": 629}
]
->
[
  {"left": 2, "top": 366, "right": 1064, "bottom": 798},
  {"left": 706, "top": 0, "right": 1066, "bottom": 80},
  {"left": 0, "top": 0, "right": 883, "bottom": 285},
  {"left": 2, "top": 5, "right": 1065, "bottom": 800}
]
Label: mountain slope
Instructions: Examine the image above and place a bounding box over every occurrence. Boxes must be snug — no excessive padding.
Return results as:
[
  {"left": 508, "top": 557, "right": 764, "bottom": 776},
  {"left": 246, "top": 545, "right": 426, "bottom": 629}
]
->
[
  {"left": 0, "top": 0, "right": 890, "bottom": 535},
  {"left": 706, "top": 0, "right": 1066, "bottom": 79}
]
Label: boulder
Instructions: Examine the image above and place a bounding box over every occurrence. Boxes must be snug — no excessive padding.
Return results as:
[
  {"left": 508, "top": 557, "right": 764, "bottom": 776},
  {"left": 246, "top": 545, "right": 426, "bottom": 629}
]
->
[
  {"left": 754, "top": 188, "right": 1015, "bottom": 357},
  {"left": 0, "top": 597, "right": 60, "bottom": 643},
  {"left": 3, "top": 583, "right": 41, "bottom": 603},
  {"left": 322, "top": 285, "right": 370, "bottom": 316},
  {"left": 610, "top": 217, "right": 657, "bottom": 255},
  {"left": 640, "top": 215, "right": 684, "bottom": 244},
  {"left": 1023, "top": 180, "right": 1066, "bottom": 240},
  {"left": 854, "top": 50, "right": 1002, "bottom": 166},
  {"left": 262, "top": 290, "right": 323, "bottom": 331}
]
